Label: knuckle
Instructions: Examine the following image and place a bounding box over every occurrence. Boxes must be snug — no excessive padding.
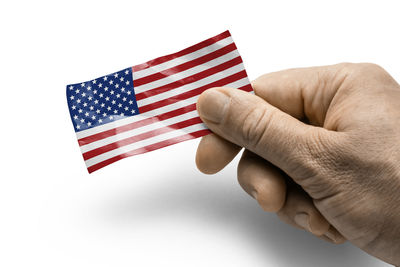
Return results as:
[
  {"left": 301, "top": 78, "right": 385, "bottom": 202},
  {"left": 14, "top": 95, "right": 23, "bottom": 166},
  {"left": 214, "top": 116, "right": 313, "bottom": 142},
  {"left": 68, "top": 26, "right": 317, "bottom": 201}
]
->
[
  {"left": 346, "top": 62, "right": 389, "bottom": 80},
  {"left": 355, "top": 62, "right": 385, "bottom": 74},
  {"left": 240, "top": 106, "right": 273, "bottom": 148},
  {"left": 335, "top": 62, "right": 354, "bottom": 70}
]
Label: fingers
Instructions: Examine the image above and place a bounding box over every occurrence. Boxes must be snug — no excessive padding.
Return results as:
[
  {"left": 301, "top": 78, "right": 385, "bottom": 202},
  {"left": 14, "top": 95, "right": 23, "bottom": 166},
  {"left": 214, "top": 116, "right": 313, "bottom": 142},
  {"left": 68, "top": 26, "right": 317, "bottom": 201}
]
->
[
  {"left": 237, "top": 150, "right": 286, "bottom": 212},
  {"left": 323, "top": 226, "right": 346, "bottom": 244},
  {"left": 276, "top": 185, "right": 334, "bottom": 239},
  {"left": 196, "top": 87, "right": 336, "bottom": 182},
  {"left": 237, "top": 150, "right": 346, "bottom": 243},
  {"left": 196, "top": 134, "right": 241, "bottom": 174},
  {"left": 196, "top": 64, "right": 346, "bottom": 175},
  {"left": 251, "top": 64, "right": 346, "bottom": 126}
]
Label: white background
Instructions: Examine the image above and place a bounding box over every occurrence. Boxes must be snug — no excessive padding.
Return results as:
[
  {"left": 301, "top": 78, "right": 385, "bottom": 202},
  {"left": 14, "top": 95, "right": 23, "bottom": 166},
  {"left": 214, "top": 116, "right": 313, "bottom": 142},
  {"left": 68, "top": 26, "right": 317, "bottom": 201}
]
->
[{"left": 0, "top": 0, "right": 398, "bottom": 266}]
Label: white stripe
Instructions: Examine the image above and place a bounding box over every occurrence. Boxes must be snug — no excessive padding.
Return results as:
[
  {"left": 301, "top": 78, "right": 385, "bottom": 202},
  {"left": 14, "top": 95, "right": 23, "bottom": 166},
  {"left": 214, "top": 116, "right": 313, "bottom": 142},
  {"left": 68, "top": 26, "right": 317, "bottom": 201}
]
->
[
  {"left": 85, "top": 123, "right": 207, "bottom": 168},
  {"left": 137, "top": 63, "right": 245, "bottom": 107},
  {"left": 76, "top": 96, "right": 199, "bottom": 139},
  {"left": 133, "top": 50, "right": 240, "bottom": 94},
  {"left": 133, "top": 37, "right": 233, "bottom": 80},
  {"left": 76, "top": 77, "right": 250, "bottom": 140},
  {"left": 80, "top": 110, "right": 199, "bottom": 153},
  {"left": 81, "top": 77, "right": 250, "bottom": 153}
]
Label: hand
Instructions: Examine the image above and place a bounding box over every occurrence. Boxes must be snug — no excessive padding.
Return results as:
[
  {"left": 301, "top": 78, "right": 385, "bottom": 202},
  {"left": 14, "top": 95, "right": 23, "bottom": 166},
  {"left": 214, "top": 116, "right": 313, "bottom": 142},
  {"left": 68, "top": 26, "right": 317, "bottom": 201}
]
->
[{"left": 195, "top": 63, "right": 400, "bottom": 265}]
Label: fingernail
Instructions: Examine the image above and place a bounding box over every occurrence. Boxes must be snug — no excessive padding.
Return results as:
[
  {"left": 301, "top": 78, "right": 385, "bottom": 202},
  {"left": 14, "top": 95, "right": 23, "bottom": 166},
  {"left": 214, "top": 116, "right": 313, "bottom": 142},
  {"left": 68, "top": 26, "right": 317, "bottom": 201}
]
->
[
  {"left": 294, "top": 213, "right": 311, "bottom": 232},
  {"left": 251, "top": 190, "right": 258, "bottom": 199},
  {"left": 197, "top": 89, "right": 229, "bottom": 123},
  {"left": 325, "top": 228, "right": 337, "bottom": 243}
]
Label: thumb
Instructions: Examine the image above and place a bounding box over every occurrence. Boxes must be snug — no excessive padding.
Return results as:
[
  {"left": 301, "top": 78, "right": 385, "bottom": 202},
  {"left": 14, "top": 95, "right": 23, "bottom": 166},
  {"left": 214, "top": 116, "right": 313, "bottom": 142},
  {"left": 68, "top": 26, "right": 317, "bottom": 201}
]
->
[{"left": 197, "top": 87, "right": 335, "bottom": 184}]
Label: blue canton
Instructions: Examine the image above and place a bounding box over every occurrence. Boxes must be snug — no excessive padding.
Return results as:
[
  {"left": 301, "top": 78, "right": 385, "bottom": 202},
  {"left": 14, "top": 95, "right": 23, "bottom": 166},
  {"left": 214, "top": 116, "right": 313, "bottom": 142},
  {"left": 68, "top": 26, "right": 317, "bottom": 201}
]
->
[{"left": 66, "top": 68, "right": 139, "bottom": 132}]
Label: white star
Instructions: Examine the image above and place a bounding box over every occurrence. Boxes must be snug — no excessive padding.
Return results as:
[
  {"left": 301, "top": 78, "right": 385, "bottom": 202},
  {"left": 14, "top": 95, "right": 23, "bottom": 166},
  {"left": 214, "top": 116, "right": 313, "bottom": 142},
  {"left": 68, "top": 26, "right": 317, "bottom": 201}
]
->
[
  {"left": 76, "top": 125, "right": 80, "bottom": 129},
  {"left": 73, "top": 115, "right": 78, "bottom": 120},
  {"left": 129, "top": 100, "right": 133, "bottom": 105},
  {"left": 114, "top": 73, "right": 119, "bottom": 78},
  {"left": 81, "top": 82, "right": 85, "bottom": 87},
  {"left": 69, "top": 85, "right": 74, "bottom": 90},
  {"left": 98, "top": 119, "right": 103, "bottom": 123},
  {"left": 87, "top": 86, "right": 92, "bottom": 91},
  {"left": 116, "top": 94, "right": 120, "bottom": 98},
  {"left": 85, "top": 112, "right": 89, "bottom": 117},
  {"left": 122, "top": 97, "right": 127, "bottom": 101},
  {"left": 71, "top": 105, "right": 76, "bottom": 110},
  {"left": 100, "top": 103, "right": 105, "bottom": 108},
  {"left": 115, "top": 84, "right": 119, "bottom": 88},
  {"left": 105, "top": 97, "right": 110, "bottom": 101},
  {"left": 127, "top": 91, "right": 131, "bottom": 95},
  {"left": 103, "top": 113, "right": 107, "bottom": 117},
  {"left": 109, "top": 115, "right": 113, "bottom": 120},
  {"left": 75, "top": 89, "right": 80, "bottom": 94},
  {"left": 83, "top": 102, "right": 88, "bottom": 107},
  {"left": 126, "top": 81, "right": 130, "bottom": 85},
  {"left": 125, "top": 70, "right": 129, "bottom": 75},
  {"left": 124, "top": 106, "right": 129, "bottom": 111},
  {"left": 98, "top": 83, "right": 103, "bottom": 88},
  {"left": 121, "top": 87, "right": 125, "bottom": 92},
  {"left": 118, "top": 103, "right": 122, "bottom": 108},
  {"left": 87, "top": 122, "right": 91, "bottom": 126},
  {"left": 77, "top": 99, "right": 81, "bottom": 104},
  {"left": 109, "top": 80, "right": 113, "bottom": 85},
  {"left": 78, "top": 109, "right": 83, "bottom": 113},
  {"left": 110, "top": 90, "right": 114, "bottom": 95},
  {"left": 120, "top": 112, "right": 124, "bottom": 116},
  {"left": 99, "top": 93, "right": 103, "bottom": 98},
  {"left": 107, "top": 106, "right": 111, "bottom": 111},
  {"left": 92, "top": 79, "right": 97, "bottom": 84},
  {"left": 96, "top": 109, "right": 100, "bottom": 114},
  {"left": 80, "top": 118, "right": 85, "bottom": 123},
  {"left": 113, "top": 109, "right": 118, "bottom": 114},
  {"left": 91, "top": 115, "right": 96, "bottom": 120},
  {"left": 94, "top": 100, "right": 99, "bottom": 104},
  {"left": 131, "top": 109, "right": 136, "bottom": 114},
  {"left": 120, "top": 77, "right": 124, "bottom": 81},
  {"left": 81, "top": 92, "right": 86, "bottom": 97},
  {"left": 70, "top": 95, "right": 75, "bottom": 100},
  {"left": 89, "top": 106, "right": 94, "bottom": 110},
  {"left": 104, "top": 87, "right": 108, "bottom": 91},
  {"left": 88, "top": 96, "right": 93, "bottom": 101},
  {"left": 111, "top": 100, "right": 116, "bottom": 105},
  {"left": 93, "top": 90, "right": 97, "bottom": 94},
  {"left": 103, "top": 76, "right": 108, "bottom": 81}
]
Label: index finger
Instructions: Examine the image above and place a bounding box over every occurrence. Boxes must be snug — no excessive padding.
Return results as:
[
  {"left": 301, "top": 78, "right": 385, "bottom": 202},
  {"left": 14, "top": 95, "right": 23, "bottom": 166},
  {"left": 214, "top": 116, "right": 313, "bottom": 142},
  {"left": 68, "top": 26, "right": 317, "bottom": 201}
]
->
[{"left": 252, "top": 63, "right": 346, "bottom": 126}]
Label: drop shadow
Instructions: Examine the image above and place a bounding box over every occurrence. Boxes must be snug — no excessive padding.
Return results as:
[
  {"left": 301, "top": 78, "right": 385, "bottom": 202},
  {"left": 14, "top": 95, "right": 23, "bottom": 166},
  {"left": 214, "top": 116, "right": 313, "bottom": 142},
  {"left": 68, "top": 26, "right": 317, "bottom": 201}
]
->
[{"left": 100, "top": 170, "right": 382, "bottom": 267}]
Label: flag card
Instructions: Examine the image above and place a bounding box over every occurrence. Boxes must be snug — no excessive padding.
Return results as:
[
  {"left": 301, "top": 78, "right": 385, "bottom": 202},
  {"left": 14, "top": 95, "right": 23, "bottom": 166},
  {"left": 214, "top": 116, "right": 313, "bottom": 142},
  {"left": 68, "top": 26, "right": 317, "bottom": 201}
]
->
[{"left": 66, "top": 30, "right": 252, "bottom": 173}]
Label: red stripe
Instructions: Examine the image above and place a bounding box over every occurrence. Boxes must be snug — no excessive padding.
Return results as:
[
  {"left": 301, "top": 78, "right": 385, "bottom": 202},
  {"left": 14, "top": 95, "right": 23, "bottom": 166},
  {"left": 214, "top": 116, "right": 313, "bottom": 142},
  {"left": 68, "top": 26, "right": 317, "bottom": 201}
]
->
[
  {"left": 135, "top": 56, "right": 243, "bottom": 101},
  {"left": 78, "top": 104, "right": 197, "bottom": 146},
  {"left": 238, "top": 83, "right": 253, "bottom": 92},
  {"left": 134, "top": 43, "right": 237, "bottom": 87},
  {"left": 139, "top": 70, "right": 248, "bottom": 113},
  {"left": 83, "top": 117, "right": 203, "bottom": 160},
  {"left": 132, "top": 31, "right": 231, "bottom": 72},
  {"left": 87, "top": 129, "right": 211, "bottom": 173},
  {"left": 78, "top": 81, "right": 252, "bottom": 147}
]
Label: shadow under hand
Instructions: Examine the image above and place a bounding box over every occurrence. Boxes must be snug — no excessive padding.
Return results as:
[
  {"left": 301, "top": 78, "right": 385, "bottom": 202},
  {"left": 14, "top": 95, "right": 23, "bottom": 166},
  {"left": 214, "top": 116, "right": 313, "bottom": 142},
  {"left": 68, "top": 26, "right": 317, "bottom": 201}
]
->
[{"left": 100, "top": 169, "right": 381, "bottom": 267}]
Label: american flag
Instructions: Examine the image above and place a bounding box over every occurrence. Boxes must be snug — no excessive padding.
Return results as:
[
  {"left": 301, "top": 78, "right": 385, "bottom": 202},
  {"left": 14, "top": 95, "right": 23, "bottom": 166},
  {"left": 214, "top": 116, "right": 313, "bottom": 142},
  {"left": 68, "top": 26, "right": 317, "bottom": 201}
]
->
[{"left": 67, "top": 30, "right": 252, "bottom": 173}]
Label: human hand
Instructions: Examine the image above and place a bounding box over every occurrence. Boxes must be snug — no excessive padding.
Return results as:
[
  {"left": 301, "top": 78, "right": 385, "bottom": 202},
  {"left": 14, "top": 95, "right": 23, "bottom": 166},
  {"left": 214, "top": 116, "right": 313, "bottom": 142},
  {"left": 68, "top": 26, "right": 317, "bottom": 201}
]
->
[{"left": 195, "top": 63, "right": 400, "bottom": 265}]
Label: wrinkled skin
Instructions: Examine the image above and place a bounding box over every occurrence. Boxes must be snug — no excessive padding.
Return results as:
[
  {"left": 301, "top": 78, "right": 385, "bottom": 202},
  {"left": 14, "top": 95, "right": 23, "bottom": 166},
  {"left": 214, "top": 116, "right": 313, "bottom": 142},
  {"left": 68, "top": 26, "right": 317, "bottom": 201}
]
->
[{"left": 195, "top": 63, "right": 400, "bottom": 265}]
